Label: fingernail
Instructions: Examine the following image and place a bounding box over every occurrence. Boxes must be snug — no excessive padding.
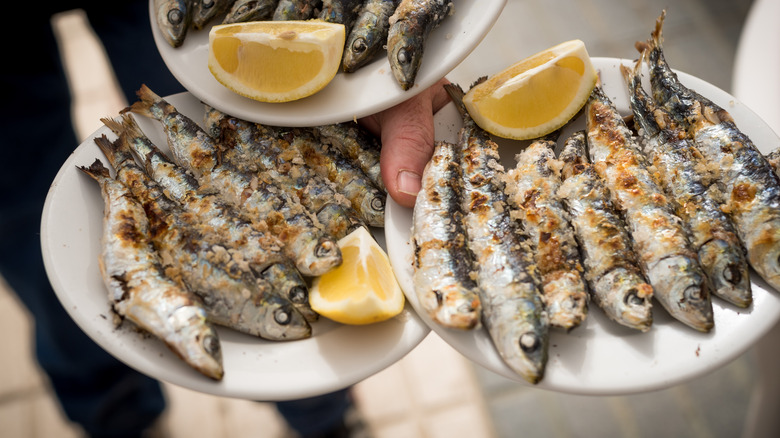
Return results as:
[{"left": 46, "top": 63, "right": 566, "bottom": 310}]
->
[{"left": 397, "top": 169, "right": 422, "bottom": 196}]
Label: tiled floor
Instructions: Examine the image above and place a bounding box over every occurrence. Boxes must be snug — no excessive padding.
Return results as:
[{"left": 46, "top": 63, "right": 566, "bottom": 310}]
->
[{"left": 1, "top": 1, "right": 774, "bottom": 437}]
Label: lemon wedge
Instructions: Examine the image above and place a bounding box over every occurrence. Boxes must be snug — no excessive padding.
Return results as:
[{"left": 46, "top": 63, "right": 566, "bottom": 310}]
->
[
  {"left": 463, "top": 39, "right": 597, "bottom": 140},
  {"left": 208, "top": 20, "right": 345, "bottom": 103},
  {"left": 309, "top": 227, "right": 405, "bottom": 325}
]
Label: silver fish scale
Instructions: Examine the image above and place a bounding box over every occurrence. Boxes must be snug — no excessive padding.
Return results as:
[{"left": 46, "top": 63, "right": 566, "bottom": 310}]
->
[
  {"left": 81, "top": 159, "right": 224, "bottom": 380},
  {"left": 446, "top": 83, "right": 549, "bottom": 383},
  {"left": 93, "top": 132, "right": 312, "bottom": 341},
  {"left": 387, "top": 0, "right": 453, "bottom": 90},
  {"left": 586, "top": 85, "right": 714, "bottom": 332},
  {"left": 506, "top": 138, "right": 589, "bottom": 331},
  {"left": 641, "top": 12, "right": 780, "bottom": 293},
  {"left": 558, "top": 131, "right": 654, "bottom": 332},
  {"left": 412, "top": 141, "right": 482, "bottom": 330},
  {"left": 622, "top": 60, "right": 752, "bottom": 308}
]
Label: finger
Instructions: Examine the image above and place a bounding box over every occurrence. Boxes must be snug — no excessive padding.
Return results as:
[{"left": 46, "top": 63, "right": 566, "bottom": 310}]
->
[{"left": 360, "top": 78, "right": 452, "bottom": 208}]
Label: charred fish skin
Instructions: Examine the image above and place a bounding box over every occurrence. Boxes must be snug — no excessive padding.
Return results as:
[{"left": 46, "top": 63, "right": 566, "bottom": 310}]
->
[
  {"left": 98, "top": 118, "right": 316, "bottom": 324},
  {"left": 505, "top": 136, "right": 589, "bottom": 331},
  {"left": 93, "top": 133, "right": 313, "bottom": 340},
  {"left": 558, "top": 131, "right": 654, "bottom": 331},
  {"left": 155, "top": 0, "right": 191, "bottom": 48},
  {"left": 342, "top": 0, "right": 399, "bottom": 73},
  {"left": 208, "top": 107, "right": 366, "bottom": 240},
  {"left": 79, "top": 159, "right": 224, "bottom": 380},
  {"left": 273, "top": 0, "right": 319, "bottom": 20},
  {"left": 387, "top": 0, "right": 453, "bottom": 90},
  {"left": 192, "top": 0, "right": 236, "bottom": 29},
  {"left": 319, "top": 0, "right": 364, "bottom": 29},
  {"left": 446, "top": 83, "right": 549, "bottom": 383},
  {"left": 641, "top": 13, "right": 780, "bottom": 293},
  {"left": 222, "top": 0, "right": 278, "bottom": 24},
  {"left": 412, "top": 141, "right": 482, "bottom": 330},
  {"left": 622, "top": 58, "right": 752, "bottom": 308},
  {"left": 312, "top": 122, "right": 385, "bottom": 191},
  {"left": 586, "top": 85, "right": 714, "bottom": 332},
  {"left": 127, "top": 85, "right": 342, "bottom": 277},
  {"left": 270, "top": 125, "right": 386, "bottom": 228}
]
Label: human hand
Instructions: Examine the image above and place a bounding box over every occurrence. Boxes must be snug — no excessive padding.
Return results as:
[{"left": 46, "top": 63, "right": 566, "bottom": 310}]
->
[{"left": 359, "top": 78, "right": 452, "bottom": 208}]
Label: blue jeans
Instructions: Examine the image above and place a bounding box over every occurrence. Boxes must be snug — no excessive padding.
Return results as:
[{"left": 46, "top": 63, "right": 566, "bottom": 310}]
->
[{"left": 1, "top": 1, "right": 349, "bottom": 436}]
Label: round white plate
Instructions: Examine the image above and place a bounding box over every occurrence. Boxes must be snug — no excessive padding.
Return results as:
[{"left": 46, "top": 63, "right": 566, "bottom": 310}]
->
[
  {"left": 150, "top": 0, "right": 507, "bottom": 127},
  {"left": 40, "top": 92, "right": 429, "bottom": 401},
  {"left": 385, "top": 57, "right": 780, "bottom": 396}
]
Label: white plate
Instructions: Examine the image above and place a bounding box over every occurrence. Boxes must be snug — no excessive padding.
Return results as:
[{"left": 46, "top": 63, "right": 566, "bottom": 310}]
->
[
  {"left": 385, "top": 57, "right": 780, "bottom": 396},
  {"left": 40, "top": 92, "right": 429, "bottom": 401},
  {"left": 150, "top": 0, "right": 507, "bottom": 127}
]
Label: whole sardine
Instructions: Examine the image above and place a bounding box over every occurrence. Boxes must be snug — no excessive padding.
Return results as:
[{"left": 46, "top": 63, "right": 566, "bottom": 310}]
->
[
  {"left": 155, "top": 0, "right": 191, "bottom": 48},
  {"left": 269, "top": 125, "right": 386, "bottom": 227},
  {"left": 79, "top": 159, "right": 224, "bottom": 379},
  {"left": 386, "top": 0, "right": 453, "bottom": 90},
  {"left": 343, "top": 0, "right": 399, "bottom": 73},
  {"left": 412, "top": 140, "right": 482, "bottom": 329},
  {"left": 192, "top": 0, "right": 236, "bottom": 29},
  {"left": 445, "top": 83, "right": 548, "bottom": 383},
  {"left": 622, "top": 57, "right": 751, "bottom": 308},
  {"left": 586, "top": 84, "right": 714, "bottom": 332},
  {"left": 505, "top": 135, "right": 589, "bottom": 331},
  {"left": 558, "top": 131, "right": 654, "bottom": 331},
  {"left": 222, "top": 0, "right": 277, "bottom": 24},
  {"left": 319, "top": 0, "right": 364, "bottom": 29},
  {"left": 101, "top": 116, "right": 319, "bottom": 322},
  {"left": 639, "top": 11, "right": 780, "bottom": 293},
  {"left": 273, "top": 0, "right": 319, "bottom": 20},
  {"left": 312, "top": 121, "right": 385, "bottom": 191},
  {"left": 205, "top": 106, "right": 365, "bottom": 240},
  {"left": 94, "top": 132, "right": 313, "bottom": 338},
  {"left": 126, "top": 85, "right": 342, "bottom": 277}
]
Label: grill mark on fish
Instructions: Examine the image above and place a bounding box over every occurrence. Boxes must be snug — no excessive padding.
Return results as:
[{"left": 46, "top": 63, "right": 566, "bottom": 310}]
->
[
  {"left": 412, "top": 140, "right": 482, "bottom": 329},
  {"left": 445, "top": 83, "right": 549, "bottom": 383},
  {"left": 505, "top": 135, "right": 589, "bottom": 330},
  {"left": 586, "top": 84, "right": 713, "bottom": 332},
  {"left": 558, "top": 131, "right": 654, "bottom": 331},
  {"left": 79, "top": 159, "right": 224, "bottom": 379},
  {"left": 621, "top": 56, "right": 751, "bottom": 308},
  {"left": 639, "top": 11, "right": 780, "bottom": 293},
  {"left": 101, "top": 116, "right": 318, "bottom": 322},
  {"left": 207, "top": 107, "right": 366, "bottom": 239},
  {"left": 126, "top": 85, "right": 341, "bottom": 277}
]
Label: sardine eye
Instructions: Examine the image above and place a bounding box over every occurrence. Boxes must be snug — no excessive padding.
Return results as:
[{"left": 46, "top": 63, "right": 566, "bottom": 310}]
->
[
  {"left": 274, "top": 308, "right": 292, "bottom": 325},
  {"left": 684, "top": 285, "right": 706, "bottom": 302},
  {"left": 397, "top": 48, "right": 410, "bottom": 65},
  {"left": 202, "top": 0, "right": 215, "bottom": 8},
  {"left": 433, "top": 289, "right": 443, "bottom": 305},
  {"left": 624, "top": 288, "right": 645, "bottom": 306},
  {"left": 315, "top": 240, "right": 338, "bottom": 258},
  {"left": 723, "top": 263, "right": 742, "bottom": 285},
  {"left": 370, "top": 195, "right": 385, "bottom": 212},
  {"left": 168, "top": 9, "right": 184, "bottom": 25},
  {"left": 352, "top": 38, "right": 368, "bottom": 54},
  {"left": 519, "top": 332, "right": 540, "bottom": 353},
  {"left": 203, "top": 334, "right": 220, "bottom": 356},
  {"left": 288, "top": 286, "right": 308, "bottom": 304},
  {"left": 237, "top": 4, "right": 251, "bottom": 15}
]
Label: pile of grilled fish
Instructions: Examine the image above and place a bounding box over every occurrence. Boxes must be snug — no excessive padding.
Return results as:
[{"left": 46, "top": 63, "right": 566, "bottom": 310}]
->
[
  {"left": 80, "top": 85, "right": 386, "bottom": 379},
  {"left": 155, "top": 0, "right": 454, "bottom": 90},
  {"left": 411, "top": 11, "right": 780, "bottom": 384}
]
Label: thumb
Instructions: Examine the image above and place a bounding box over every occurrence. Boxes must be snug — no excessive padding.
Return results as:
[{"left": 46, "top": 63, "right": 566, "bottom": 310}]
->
[{"left": 363, "top": 78, "right": 451, "bottom": 208}]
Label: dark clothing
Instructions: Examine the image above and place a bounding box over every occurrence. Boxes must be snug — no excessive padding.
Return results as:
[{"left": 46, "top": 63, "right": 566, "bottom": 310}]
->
[{"left": 0, "top": 1, "right": 350, "bottom": 436}]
